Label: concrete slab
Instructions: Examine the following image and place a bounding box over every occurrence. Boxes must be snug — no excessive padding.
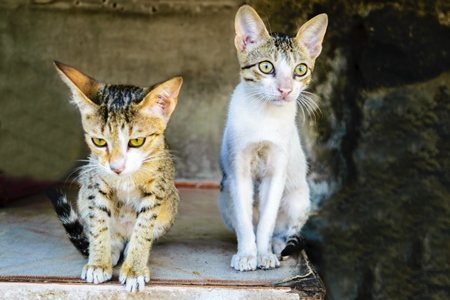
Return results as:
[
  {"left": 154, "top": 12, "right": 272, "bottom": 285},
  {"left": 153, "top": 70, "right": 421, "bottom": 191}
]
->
[
  {"left": 0, "top": 187, "right": 325, "bottom": 298},
  {"left": 0, "top": 282, "right": 298, "bottom": 300}
]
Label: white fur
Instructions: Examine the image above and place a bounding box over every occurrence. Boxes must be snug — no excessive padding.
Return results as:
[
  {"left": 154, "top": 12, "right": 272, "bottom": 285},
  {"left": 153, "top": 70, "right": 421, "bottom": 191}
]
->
[
  {"left": 219, "top": 82, "right": 311, "bottom": 271},
  {"left": 220, "top": 4, "right": 327, "bottom": 272}
]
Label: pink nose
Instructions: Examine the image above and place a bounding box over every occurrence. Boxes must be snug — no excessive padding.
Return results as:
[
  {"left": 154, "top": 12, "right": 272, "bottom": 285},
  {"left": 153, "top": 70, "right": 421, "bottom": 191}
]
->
[
  {"left": 110, "top": 165, "right": 125, "bottom": 174},
  {"left": 278, "top": 88, "right": 291, "bottom": 98}
]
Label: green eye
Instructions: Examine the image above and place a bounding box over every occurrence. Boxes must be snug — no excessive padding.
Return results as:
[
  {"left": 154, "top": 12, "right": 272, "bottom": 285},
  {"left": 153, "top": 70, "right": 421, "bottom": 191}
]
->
[
  {"left": 92, "top": 138, "right": 107, "bottom": 147},
  {"left": 128, "top": 137, "right": 146, "bottom": 148},
  {"left": 294, "top": 63, "right": 308, "bottom": 76},
  {"left": 258, "top": 61, "right": 274, "bottom": 74}
]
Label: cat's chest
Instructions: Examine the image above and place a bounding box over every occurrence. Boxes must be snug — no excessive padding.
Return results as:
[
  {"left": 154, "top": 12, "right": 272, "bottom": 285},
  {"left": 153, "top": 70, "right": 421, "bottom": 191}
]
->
[
  {"left": 114, "top": 184, "right": 142, "bottom": 205},
  {"left": 110, "top": 186, "right": 142, "bottom": 238},
  {"left": 228, "top": 88, "right": 297, "bottom": 145},
  {"left": 111, "top": 203, "right": 136, "bottom": 238}
]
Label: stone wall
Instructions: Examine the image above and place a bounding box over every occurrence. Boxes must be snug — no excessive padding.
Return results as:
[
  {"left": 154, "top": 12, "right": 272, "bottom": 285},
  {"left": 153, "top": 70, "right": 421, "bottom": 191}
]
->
[
  {"left": 249, "top": 1, "right": 450, "bottom": 298},
  {"left": 1, "top": 0, "right": 449, "bottom": 298},
  {"left": 0, "top": 0, "right": 242, "bottom": 182}
]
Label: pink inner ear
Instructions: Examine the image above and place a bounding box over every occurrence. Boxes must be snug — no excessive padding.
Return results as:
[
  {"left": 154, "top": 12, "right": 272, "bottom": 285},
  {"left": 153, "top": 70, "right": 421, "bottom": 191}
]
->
[
  {"left": 245, "top": 36, "right": 255, "bottom": 46},
  {"left": 235, "top": 7, "right": 269, "bottom": 52},
  {"left": 154, "top": 95, "right": 175, "bottom": 118},
  {"left": 157, "top": 97, "right": 169, "bottom": 116},
  {"left": 237, "top": 35, "right": 254, "bottom": 52},
  {"left": 305, "top": 40, "right": 322, "bottom": 58}
]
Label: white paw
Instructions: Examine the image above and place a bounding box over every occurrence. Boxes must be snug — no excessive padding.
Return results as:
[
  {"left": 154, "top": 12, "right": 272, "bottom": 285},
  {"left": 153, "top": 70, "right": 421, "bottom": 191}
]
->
[
  {"left": 81, "top": 264, "right": 112, "bottom": 284},
  {"left": 257, "top": 253, "right": 280, "bottom": 270},
  {"left": 119, "top": 266, "right": 150, "bottom": 293},
  {"left": 231, "top": 254, "right": 257, "bottom": 271}
]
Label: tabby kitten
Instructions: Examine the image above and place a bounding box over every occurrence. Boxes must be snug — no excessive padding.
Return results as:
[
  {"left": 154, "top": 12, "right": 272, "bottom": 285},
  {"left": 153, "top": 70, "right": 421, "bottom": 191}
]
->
[
  {"left": 47, "top": 62, "right": 182, "bottom": 292},
  {"left": 219, "top": 5, "right": 327, "bottom": 271}
]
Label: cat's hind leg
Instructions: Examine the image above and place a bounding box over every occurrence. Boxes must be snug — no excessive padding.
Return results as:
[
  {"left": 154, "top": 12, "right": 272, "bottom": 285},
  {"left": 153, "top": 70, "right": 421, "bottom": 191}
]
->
[
  {"left": 273, "top": 186, "right": 310, "bottom": 258},
  {"left": 218, "top": 176, "right": 235, "bottom": 232}
]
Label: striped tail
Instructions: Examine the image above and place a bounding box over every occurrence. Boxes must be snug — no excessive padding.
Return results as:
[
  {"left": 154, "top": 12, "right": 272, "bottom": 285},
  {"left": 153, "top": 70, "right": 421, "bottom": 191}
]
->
[
  {"left": 281, "top": 234, "right": 306, "bottom": 257},
  {"left": 46, "top": 188, "right": 89, "bottom": 257}
]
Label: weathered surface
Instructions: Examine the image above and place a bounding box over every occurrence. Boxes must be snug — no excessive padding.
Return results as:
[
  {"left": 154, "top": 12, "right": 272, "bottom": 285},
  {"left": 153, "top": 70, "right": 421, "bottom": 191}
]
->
[
  {"left": 0, "top": 188, "right": 324, "bottom": 299},
  {"left": 0, "top": 283, "right": 299, "bottom": 300},
  {"left": 248, "top": 1, "right": 450, "bottom": 299},
  {"left": 0, "top": 0, "right": 241, "bottom": 182}
]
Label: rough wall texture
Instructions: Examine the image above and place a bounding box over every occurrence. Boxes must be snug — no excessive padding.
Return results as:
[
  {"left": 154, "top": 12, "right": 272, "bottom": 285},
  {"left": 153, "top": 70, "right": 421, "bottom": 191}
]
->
[
  {"left": 247, "top": 1, "right": 450, "bottom": 299},
  {"left": 1, "top": 0, "right": 449, "bottom": 299},
  {"left": 0, "top": 0, "right": 241, "bottom": 182}
]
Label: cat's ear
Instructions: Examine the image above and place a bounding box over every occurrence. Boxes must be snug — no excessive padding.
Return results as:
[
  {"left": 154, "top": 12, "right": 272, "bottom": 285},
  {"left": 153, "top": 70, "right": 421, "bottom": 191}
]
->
[
  {"left": 234, "top": 5, "right": 270, "bottom": 52},
  {"left": 140, "top": 77, "right": 183, "bottom": 121},
  {"left": 54, "top": 61, "right": 100, "bottom": 113},
  {"left": 295, "top": 14, "right": 328, "bottom": 60}
]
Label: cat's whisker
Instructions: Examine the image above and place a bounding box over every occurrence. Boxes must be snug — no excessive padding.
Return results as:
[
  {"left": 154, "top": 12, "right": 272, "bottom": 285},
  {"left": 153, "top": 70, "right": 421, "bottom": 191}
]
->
[
  {"left": 143, "top": 158, "right": 170, "bottom": 165},
  {"left": 298, "top": 92, "right": 322, "bottom": 121},
  {"left": 298, "top": 96, "right": 316, "bottom": 117},
  {"left": 298, "top": 98, "right": 317, "bottom": 124},
  {"left": 76, "top": 159, "right": 91, "bottom": 163},
  {"left": 65, "top": 167, "right": 82, "bottom": 184},
  {"left": 65, "top": 162, "right": 97, "bottom": 186},
  {"left": 302, "top": 96, "right": 322, "bottom": 123},
  {"left": 301, "top": 91, "right": 322, "bottom": 110},
  {"left": 297, "top": 99, "right": 307, "bottom": 125},
  {"left": 166, "top": 150, "right": 181, "bottom": 161},
  {"left": 301, "top": 93, "right": 321, "bottom": 112}
]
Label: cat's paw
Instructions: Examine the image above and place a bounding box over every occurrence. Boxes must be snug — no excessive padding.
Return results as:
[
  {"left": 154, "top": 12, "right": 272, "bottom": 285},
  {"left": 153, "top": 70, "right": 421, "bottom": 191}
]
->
[
  {"left": 119, "top": 265, "right": 150, "bottom": 293},
  {"left": 231, "top": 254, "right": 257, "bottom": 271},
  {"left": 257, "top": 253, "right": 280, "bottom": 270},
  {"left": 81, "top": 264, "right": 112, "bottom": 284}
]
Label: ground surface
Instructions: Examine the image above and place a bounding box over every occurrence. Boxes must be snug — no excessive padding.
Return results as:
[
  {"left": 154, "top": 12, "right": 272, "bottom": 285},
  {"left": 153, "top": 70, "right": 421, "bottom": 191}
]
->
[{"left": 0, "top": 187, "right": 324, "bottom": 299}]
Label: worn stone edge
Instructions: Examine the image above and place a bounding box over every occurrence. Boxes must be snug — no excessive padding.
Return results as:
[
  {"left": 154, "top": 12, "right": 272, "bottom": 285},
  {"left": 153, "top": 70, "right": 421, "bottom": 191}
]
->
[{"left": 274, "top": 250, "right": 326, "bottom": 299}]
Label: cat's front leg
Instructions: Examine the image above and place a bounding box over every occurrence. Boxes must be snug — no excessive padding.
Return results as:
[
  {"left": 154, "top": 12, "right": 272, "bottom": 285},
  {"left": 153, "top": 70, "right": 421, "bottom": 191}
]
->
[
  {"left": 119, "top": 195, "right": 162, "bottom": 292},
  {"left": 229, "top": 175, "right": 258, "bottom": 271},
  {"left": 81, "top": 191, "right": 113, "bottom": 284},
  {"left": 256, "top": 173, "right": 286, "bottom": 270}
]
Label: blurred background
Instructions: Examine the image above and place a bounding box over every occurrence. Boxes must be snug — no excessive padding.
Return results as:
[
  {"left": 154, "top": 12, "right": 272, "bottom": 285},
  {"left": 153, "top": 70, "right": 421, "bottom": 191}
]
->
[{"left": 1, "top": 0, "right": 449, "bottom": 299}]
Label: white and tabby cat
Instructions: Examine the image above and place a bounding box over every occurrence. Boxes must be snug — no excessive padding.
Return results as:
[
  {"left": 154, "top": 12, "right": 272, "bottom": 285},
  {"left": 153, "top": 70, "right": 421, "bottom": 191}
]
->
[
  {"left": 219, "top": 5, "right": 328, "bottom": 271},
  {"left": 47, "top": 62, "right": 182, "bottom": 292}
]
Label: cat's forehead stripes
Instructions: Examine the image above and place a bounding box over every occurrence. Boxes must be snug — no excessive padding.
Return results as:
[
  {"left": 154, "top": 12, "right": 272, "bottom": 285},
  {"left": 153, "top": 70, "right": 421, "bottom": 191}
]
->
[
  {"left": 97, "top": 85, "right": 148, "bottom": 109},
  {"left": 271, "top": 33, "right": 297, "bottom": 53},
  {"left": 94, "top": 84, "right": 149, "bottom": 124},
  {"left": 241, "top": 35, "right": 311, "bottom": 70}
]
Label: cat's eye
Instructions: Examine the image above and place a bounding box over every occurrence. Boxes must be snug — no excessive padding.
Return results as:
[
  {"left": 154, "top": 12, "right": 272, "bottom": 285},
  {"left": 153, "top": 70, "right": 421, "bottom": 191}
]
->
[
  {"left": 258, "top": 61, "right": 274, "bottom": 74},
  {"left": 294, "top": 64, "right": 308, "bottom": 77},
  {"left": 92, "top": 138, "right": 107, "bottom": 147},
  {"left": 128, "top": 137, "right": 146, "bottom": 148}
]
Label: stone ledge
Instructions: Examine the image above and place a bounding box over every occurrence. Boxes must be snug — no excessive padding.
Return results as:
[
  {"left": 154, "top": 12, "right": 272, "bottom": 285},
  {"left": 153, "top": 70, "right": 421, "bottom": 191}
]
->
[
  {"left": 0, "top": 188, "right": 325, "bottom": 299},
  {"left": 0, "top": 282, "right": 299, "bottom": 300}
]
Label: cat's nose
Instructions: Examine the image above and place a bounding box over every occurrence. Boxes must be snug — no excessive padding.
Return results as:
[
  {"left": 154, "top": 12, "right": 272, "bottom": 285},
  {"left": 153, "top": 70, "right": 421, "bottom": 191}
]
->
[
  {"left": 110, "top": 165, "right": 125, "bottom": 174},
  {"left": 278, "top": 88, "right": 292, "bottom": 98}
]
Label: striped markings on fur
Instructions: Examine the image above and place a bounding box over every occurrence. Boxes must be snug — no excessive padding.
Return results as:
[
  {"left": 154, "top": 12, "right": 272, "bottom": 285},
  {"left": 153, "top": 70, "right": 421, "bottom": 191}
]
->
[
  {"left": 46, "top": 188, "right": 89, "bottom": 257},
  {"left": 281, "top": 234, "right": 306, "bottom": 257}
]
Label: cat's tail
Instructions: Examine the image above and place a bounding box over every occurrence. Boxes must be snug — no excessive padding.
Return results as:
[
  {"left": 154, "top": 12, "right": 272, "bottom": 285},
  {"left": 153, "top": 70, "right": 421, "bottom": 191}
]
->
[
  {"left": 46, "top": 188, "right": 89, "bottom": 257},
  {"left": 281, "top": 234, "right": 306, "bottom": 257}
]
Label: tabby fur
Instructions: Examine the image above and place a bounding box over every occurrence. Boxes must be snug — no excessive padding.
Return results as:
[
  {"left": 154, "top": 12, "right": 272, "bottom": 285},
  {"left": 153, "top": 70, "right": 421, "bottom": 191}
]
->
[{"left": 47, "top": 61, "right": 182, "bottom": 292}]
